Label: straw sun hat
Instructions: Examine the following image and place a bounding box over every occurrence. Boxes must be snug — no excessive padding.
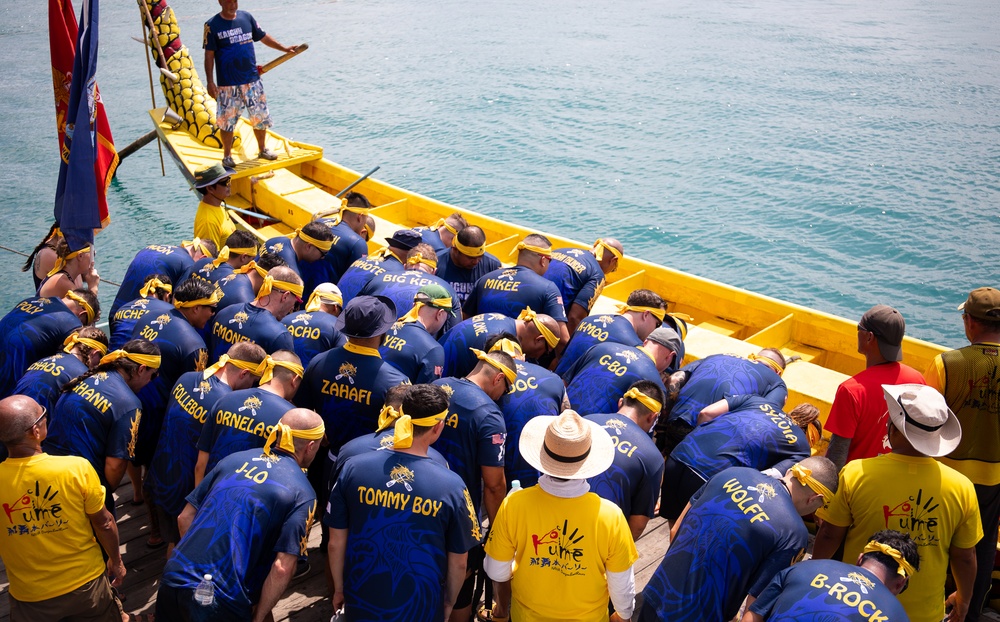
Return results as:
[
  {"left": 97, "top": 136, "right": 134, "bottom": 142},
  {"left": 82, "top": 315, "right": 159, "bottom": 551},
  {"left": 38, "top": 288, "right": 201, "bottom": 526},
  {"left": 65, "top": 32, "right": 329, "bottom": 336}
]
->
[{"left": 518, "top": 410, "right": 615, "bottom": 480}]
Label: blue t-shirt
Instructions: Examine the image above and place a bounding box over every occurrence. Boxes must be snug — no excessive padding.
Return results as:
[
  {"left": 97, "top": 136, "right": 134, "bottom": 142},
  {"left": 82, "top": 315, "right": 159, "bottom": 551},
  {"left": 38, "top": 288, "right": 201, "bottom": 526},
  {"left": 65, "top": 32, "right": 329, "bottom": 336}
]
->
[
  {"left": 360, "top": 271, "right": 463, "bottom": 334},
  {"left": 672, "top": 397, "right": 811, "bottom": 482},
  {"left": 542, "top": 248, "right": 606, "bottom": 315},
  {"left": 337, "top": 256, "right": 404, "bottom": 304},
  {"left": 13, "top": 352, "right": 89, "bottom": 414},
  {"left": 203, "top": 10, "right": 265, "bottom": 87},
  {"left": 325, "top": 450, "right": 481, "bottom": 622},
  {"left": 438, "top": 313, "right": 517, "bottom": 379},
  {"left": 749, "top": 559, "right": 910, "bottom": 621},
  {"left": 497, "top": 361, "right": 564, "bottom": 487},
  {"left": 112, "top": 245, "right": 194, "bottom": 318},
  {"left": 334, "top": 429, "right": 449, "bottom": 481},
  {"left": 282, "top": 310, "right": 347, "bottom": 369},
  {"left": 109, "top": 298, "right": 175, "bottom": 351},
  {"left": 214, "top": 272, "right": 257, "bottom": 310},
  {"left": 431, "top": 377, "right": 506, "bottom": 514},
  {"left": 463, "top": 265, "right": 568, "bottom": 323},
  {"left": 416, "top": 227, "right": 446, "bottom": 255},
  {"left": 0, "top": 296, "right": 82, "bottom": 399},
  {"left": 147, "top": 373, "right": 232, "bottom": 516},
  {"left": 197, "top": 387, "right": 295, "bottom": 475},
  {"left": 162, "top": 448, "right": 315, "bottom": 618},
  {"left": 297, "top": 345, "right": 410, "bottom": 455},
  {"left": 554, "top": 313, "right": 642, "bottom": 377},
  {"left": 45, "top": 371, "right": 143, "bottom": 483},
  {"left": 434, "top": 249, "right": 502, "bottom": 308},
  {"left": 208, "top": 302, "right": 295, "bottom": 360},
  {"left": 260, "top": 236, "right": 302, "bottom": 276},
  {"left": 317, "top": 218, "right": 371, "bottom": 284},
  {"left": 639, "top": 467, "right": 808, "bottom": 622},
  {"left": 562, "top": 342, "right": 667, "bottom": 416},
  {"left": 380, "top": 320, "right": 446, "bottom": 384},
  {"left": 585, "top": 413, "right": 664, "bottom": 519},
  {"left": 183, "top": 256, "right": 225, "bottom": 286},
  {"left": 669, "top": 354, "right": 788, "bottom": 426}
]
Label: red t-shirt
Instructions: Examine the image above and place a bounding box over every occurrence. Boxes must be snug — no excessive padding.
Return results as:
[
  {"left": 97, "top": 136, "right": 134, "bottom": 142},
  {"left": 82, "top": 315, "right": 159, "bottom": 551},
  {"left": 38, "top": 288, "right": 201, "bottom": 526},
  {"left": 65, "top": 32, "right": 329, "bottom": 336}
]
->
[{"left": 825, "top": 362, "right": 926, "bottom": 464}]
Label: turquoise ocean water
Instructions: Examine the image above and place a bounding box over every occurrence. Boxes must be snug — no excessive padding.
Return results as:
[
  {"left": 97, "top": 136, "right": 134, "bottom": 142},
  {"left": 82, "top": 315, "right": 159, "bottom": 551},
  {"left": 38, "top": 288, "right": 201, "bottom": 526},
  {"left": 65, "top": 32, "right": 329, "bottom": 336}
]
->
[{"left": 1, "top": 0, "right": 997, "bottom": 348}]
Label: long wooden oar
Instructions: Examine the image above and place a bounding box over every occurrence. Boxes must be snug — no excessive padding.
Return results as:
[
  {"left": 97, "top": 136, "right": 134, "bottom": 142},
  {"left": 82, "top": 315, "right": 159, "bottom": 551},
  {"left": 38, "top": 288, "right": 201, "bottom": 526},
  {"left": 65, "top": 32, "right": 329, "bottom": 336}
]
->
[
  {"left": 259, "top": 43, "right": 309, "bottom": 75},
  {"left": 312, "top": 166, "right": 382, "bottom": 220}
]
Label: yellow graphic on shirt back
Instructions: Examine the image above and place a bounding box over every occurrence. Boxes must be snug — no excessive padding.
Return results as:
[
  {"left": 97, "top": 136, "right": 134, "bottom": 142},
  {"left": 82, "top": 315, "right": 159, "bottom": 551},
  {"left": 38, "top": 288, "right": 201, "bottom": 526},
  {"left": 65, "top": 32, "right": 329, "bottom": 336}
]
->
[
  {"left": 440, "top": 384, "right": 454, "bottom": 398},
  {"left": 151, "top": 313, "right": 172, "bottom": 329},
  {"left": 748, "top": 481, "right": 777, "bottom": 503},
  {"left": 336, "top": 362, "right": 357, "bottom": 385},
  {"left": 239, "top": 396, "right": 262, "bottom": 417},
  {"left": 269, "top": 242, "right": 285, "bottom": 254},
  {"left": 195, "top": 380, "right": 213, "bottom": 399},
  {"left": 843, "top": 571, "right": 876, "bottom": 594},
  {"left": 194, "top": 349, "right": 208, "bottom": 373},
  {"left": 92, "top": 371, "right": 109, "bottom": 385},
  {"left": 291, "top": 313, "right": 312, "bottom": 325},
  {"left": 603, "top": 418, "right": 629, "bottom": 435},
  {"left": 229, "top": 311, "right": 250, "bottom": 329},
  {"left": 463, "top": 488, "right": 482, "bottom": 541},
  {"left": 386, "top": 465, "right": 415, "bottom": 492},
  {"left": 127, "top": 411, "right": 142, "bottom": 459}
]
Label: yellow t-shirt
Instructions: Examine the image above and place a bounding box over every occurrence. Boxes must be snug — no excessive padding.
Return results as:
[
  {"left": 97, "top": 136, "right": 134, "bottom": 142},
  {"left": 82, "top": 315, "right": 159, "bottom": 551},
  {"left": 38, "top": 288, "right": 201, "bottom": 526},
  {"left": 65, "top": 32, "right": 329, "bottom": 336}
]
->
[
  {"left": 0, "top": 454, "right": 107, "bottom": 602},
  {"left": 194, "top": 200, "right": 236, "bottom": 252},
  {"left": 817, "top": 453, "right": 983, "bottom": 622},
  {"left": 485, "top": 486, "right": 638, "bottom": 622}
]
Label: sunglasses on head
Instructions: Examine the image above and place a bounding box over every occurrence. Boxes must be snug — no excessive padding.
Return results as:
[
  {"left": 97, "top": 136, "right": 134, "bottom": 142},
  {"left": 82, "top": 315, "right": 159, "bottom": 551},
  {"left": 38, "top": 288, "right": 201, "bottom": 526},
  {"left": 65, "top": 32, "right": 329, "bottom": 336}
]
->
[{"left": 25, "top": 407, "right": 48, "bottom": 432}]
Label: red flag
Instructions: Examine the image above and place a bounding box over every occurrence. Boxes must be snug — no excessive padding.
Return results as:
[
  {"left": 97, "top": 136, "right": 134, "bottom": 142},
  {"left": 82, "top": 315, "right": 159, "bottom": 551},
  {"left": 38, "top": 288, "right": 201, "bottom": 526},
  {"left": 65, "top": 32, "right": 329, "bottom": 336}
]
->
[{"left": 50, "top": 0, "right": 117, "bottom": 231}]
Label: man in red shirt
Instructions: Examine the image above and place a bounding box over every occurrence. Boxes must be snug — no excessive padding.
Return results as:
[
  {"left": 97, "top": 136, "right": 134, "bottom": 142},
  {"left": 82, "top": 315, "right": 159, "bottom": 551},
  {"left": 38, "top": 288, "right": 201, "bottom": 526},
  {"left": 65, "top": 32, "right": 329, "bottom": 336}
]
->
[{"left": 824, "top": 304, "right": 925, "bottom": 471}]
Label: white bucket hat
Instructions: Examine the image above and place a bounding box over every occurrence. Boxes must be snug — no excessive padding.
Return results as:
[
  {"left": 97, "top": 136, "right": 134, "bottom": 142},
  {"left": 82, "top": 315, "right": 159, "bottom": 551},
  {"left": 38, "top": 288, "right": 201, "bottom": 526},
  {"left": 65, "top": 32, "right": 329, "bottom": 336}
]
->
[
  {"left": 518, "top": 410, "right": 615, "bottom": 480},
  {"left": 884, "top": 384, "right": 962, "bottom": 458}
]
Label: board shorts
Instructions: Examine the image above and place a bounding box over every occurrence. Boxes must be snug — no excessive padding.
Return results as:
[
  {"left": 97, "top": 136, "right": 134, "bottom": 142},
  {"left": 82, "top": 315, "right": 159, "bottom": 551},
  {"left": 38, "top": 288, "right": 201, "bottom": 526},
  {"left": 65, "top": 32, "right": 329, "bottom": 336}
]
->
[{"left": 216, "top": 79, "right": 272, "bottom": 132}]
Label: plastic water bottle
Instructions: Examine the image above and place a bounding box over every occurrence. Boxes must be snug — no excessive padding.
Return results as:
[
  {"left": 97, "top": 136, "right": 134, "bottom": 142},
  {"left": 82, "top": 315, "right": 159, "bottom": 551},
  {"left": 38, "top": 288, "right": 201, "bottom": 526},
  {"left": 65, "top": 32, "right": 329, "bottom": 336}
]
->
[
  {"left": 509, "top": 480, "right": 522, "bottom": 495},
  {"left": 194, "top": 574, "right": 215, "bottom": 606}
]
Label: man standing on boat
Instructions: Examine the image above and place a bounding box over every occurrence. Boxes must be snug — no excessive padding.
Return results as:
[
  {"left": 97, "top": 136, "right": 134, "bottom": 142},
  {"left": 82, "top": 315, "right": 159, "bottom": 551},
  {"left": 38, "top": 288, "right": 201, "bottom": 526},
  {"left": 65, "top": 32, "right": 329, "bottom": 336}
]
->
[{"left": 204, "top": 0, "right": 298, "bottom": 168}]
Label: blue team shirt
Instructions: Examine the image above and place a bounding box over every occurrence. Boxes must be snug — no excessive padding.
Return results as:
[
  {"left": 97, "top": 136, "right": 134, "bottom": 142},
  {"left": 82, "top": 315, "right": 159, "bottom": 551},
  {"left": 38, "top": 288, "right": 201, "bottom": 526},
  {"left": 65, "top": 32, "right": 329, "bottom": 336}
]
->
[
  {"left": 672, "top": 397, "right": 811, "bottom": 482},
  {"left": 0, "top": 296, "right": 82, "bottom": 399},
  {"left": 208, "top": 302, "right": 295, "bottom": 360},
  {"left": 337, "top": 256, "right": 404, "bottom": 303},
  {"left": 464, "top": 265, "right": 568, "bottom": 323},
  {"left": 438, "top": 313, "right": 517, "bottom": 378},
  {"left": 109, "top": 298, "right": 175, "bottom": 351},
  {"left": 360, "top": 271, "right": 463, "bottom": 333},
  {"left": 317, "top": 218, "right": 371, "bottom": 283},
  {"left": 112, "top": 245, "right": 194, "bottom": 317},
  {"left": 162, "top": 448, "right": 315, "bottom": 618},
  {"left": 749, "top": 559, "right": 910, "bottom": 622},
  {"left": 431, "top": 377, "right": 506, "bottom": 514},
  {"left": 542, "top": 248, "right": 606, "bottom": 315},
  {"left": 45, "top": 371, "right": 142, "bottom": 483},
  {"left": 585, "top": 413, "right": 664, "bottom": 519},
  {"left": 282, "top": 310, "right": 347, "bottom": 369},
  {"left": 147, "top": 373, "right": 231, "bottom": 516},
  {"left": 214, "top": 272, "right": 257, "bottom": 310},
  {"left": 416, "top": 227, "right": 446, "bottom": 255},
  {"left": 380, "top": 320, "right": 446, "bottom": 384},
  {"left": 183, "top": 256, "right": 225, "bottom": 286},
  {"left": 297, "top": 345, "right": 410, "bottom": 455},
  {"left": 669, "top": 354, "right": 788, "bottom": 426},
  {"left": 639, "top": 467, "right": 808, "bottom": 622},
  {"left": 334, "top": 429, "right": 449, "bottom": 480},
  {"left": 554, "top": 313, "right": 642, "bottom": 377},
  {"left": 434, "top": 249, "right": 502, "bottom": 307},
  {"left": 261, "top": 237, "right": 302, "bottom": 276},
  {"left": 197, "top": 387, "right": 295, "bottom": 475},
  {"left": 497, "top": 361, "right": 564, "bottom": 487},
  {"left": 13, "top": 352, "right": 88, "bottom": 414},
  {"left": 563, "top": 342, "right": 667, "bottom": 415},
  {"left": 203, "top": 10, "right": 265, "bottom": 87},
  {"left": 325, "top": 451, "right": 481, "bottom": 622}
]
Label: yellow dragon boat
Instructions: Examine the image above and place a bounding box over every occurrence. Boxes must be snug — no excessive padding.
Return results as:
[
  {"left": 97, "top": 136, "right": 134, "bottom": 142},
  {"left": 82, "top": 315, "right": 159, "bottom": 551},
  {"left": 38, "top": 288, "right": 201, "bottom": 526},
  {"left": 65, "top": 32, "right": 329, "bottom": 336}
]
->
[{"left": 138, "top": 0, "right": 947, "bottom": 447}]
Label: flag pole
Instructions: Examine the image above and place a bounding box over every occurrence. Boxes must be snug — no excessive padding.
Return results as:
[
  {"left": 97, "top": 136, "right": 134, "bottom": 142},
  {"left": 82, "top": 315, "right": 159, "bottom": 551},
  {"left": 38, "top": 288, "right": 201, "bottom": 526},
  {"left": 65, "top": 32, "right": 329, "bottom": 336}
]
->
[{"left": 139, "top": 11, "right": 165, "bottom": 176}]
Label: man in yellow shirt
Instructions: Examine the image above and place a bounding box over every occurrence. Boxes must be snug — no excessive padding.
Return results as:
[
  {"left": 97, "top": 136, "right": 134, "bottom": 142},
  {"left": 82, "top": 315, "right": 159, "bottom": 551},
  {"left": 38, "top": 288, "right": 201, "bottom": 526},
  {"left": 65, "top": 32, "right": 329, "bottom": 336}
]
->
[
  {"left": 485, "top": 409, "right": 638, "bottom": 622},
  {"left": 814, "top": 384, "right": 983, "bottom": 622},
  {"left": 193, "top": 162, "right": 237, "bottom": 250},
  {"left": 0, "top": 395, "right": 125, "bottom": 621}
]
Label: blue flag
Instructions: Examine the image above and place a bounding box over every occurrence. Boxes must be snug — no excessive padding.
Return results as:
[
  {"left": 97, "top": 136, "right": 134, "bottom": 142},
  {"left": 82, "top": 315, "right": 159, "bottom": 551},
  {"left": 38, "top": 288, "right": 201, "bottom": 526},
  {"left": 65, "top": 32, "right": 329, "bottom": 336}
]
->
[{"left": 53, "top": 0, "right": 101, "bottom": 252}]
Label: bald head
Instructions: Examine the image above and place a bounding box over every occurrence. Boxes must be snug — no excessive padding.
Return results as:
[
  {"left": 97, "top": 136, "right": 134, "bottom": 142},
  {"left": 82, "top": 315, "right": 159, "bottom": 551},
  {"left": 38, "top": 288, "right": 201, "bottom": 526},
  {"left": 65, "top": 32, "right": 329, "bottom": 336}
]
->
[
  {"left": 0, "top": 396, "right": 45, "bottom": 446},
  {"left": 279, "top": 408, "right": 325, "bottom": 466},
  {"left": 594, "top": 237, "right": 623, "bottom": 274}
]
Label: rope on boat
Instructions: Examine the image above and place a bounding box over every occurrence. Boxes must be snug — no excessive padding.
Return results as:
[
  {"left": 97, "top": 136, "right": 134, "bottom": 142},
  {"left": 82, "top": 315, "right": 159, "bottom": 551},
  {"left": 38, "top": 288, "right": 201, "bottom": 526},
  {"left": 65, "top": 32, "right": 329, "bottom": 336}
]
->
[{"left": 0, "top": 244, "right": 122, "bottom": 288}]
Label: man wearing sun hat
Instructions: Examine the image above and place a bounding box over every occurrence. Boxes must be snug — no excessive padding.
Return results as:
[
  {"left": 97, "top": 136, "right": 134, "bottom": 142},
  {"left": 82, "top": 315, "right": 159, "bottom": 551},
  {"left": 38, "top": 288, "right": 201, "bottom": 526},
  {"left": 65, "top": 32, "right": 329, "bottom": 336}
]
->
[
  {"left": 484, "top": 409, "right": 638, "bottom": 622},
  {"left": 193, "top": 162, "right": 237, "bottom": 251},
  {"left": 813, "top": 384, "right": 982, "bottom": 622},
  {"left": 379, "top": 284, "right": 453, "bottom": 384},
  {"left": 924, "top": 286, "right": 1000, "bottom": 622}
]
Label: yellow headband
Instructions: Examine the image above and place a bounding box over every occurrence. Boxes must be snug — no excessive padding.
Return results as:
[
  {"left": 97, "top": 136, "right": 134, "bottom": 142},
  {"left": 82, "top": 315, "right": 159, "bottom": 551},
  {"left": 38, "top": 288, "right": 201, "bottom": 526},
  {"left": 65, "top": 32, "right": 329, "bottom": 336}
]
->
[
  {"left": 509, "top": 241, "right": 552, "bottom": 258},
  {"left": 255, "top": 275, "right": 304, "bottom": 301},
  {"left": 259, "top": 355, "right": 305, "bottom": 385},
  {"left": 489, "top": 338, "right": 523, "bottom": 358},
  {"left": 592, "top": 239, "right": 623, "bottom": 262},
  {"left": 65, "top": 291, "right": 95, "bottom": 324},
  {"left": 305, "top": 290, "right": 343, "bottom": 312},
  {"left": 235, "top": 260, "right": 269, "bottom": 279},
  {"left": 292, "top": 228, "right": 333, "bottom": 253},
  {"left": 202, "top": 354, "right": 266, "bottom": 379},
  {"left": 63, "top": 333, "right": 108, "bottom": 356},
  {"left": 432, "top": 218, "right": 459, "bottom": 236},
  {"left": 454, "top": 238, "right": 486, "bottom": 257},
  {"left": 862, "top": 541, "right": 917, "bottom": 578},
  {"left": 174, "top": 287, "right": 223, "bottom": 309},
  {"left": 517, "top": 307, "right": 559, "bottom": 349},
  {"left": 139, "top": 277, "right": 173, "bottom": 298},
  {"left": 406, "top": 253, "right": 438, "bottom": 270},
  {"left": 615, "top": 303, "right": 666, "bottom": 322},
  {"left": 392, "top": 407, "right": 448, "bottom": 449},
  {"left": 363, "top": 220, "right": 375, "bottom": 240},
  {"left": 377, "top": 405, "right": 401, "bottom": 431},
  {"left": 623, "top": 387, "right": 662, "bottom": 414},
  {"left": 790, "top": 464, "right": 834, "bottom": 503},
  {"left": 471, "top": 348, "right": 517, "bottom": 384},
  {"left": 47, "top": 245, "right": 92, "bottom": 277},
  {"left": 749, "top": 353, "right": 784, "bottom": 377},
  {"left": 99, "top": 350, "right": 161, "bottom": 369},
  {"left": 182, "top": 238, "right": 214, "bottom": 259},
  {"left": 340, "top": 198, "right": 371, "bottom": 215},
  {"left": 228, "top": 245, "right": 258, "bottom": 257},
  {"left": 211, "top": 246, "right": 232, "bottom": 268},
  {"left": 263, "top": 422, "right": 326, "bottom": 457}
]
